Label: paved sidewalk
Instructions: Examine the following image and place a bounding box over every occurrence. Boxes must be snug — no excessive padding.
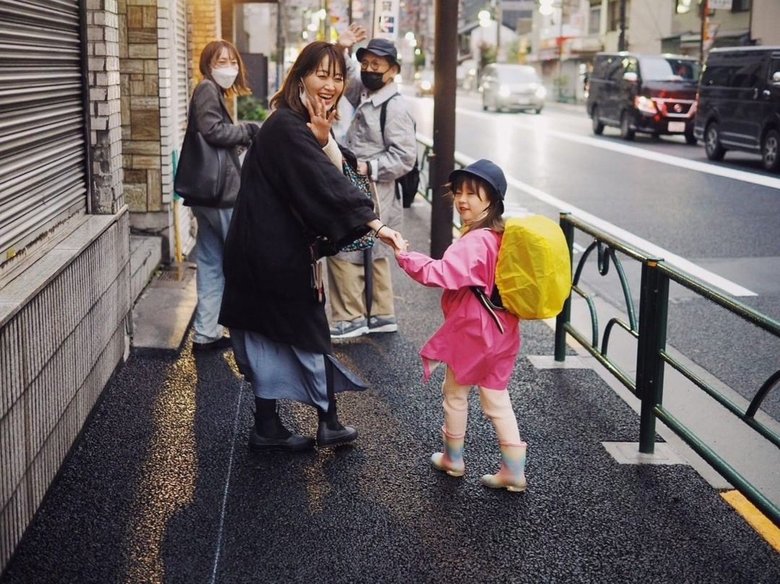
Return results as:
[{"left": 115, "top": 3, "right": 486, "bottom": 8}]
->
[{"left": 1, "top": 201, "right": 779, "bottom": 583}]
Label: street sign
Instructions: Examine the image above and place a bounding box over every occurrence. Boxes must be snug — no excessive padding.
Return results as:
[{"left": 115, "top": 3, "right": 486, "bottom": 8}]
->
[
  {"left": 373, "top": 0, "right": 399, "bottom": 41},
  {"left": 709, "top": 0, "right": 733, "bottom": 9}
]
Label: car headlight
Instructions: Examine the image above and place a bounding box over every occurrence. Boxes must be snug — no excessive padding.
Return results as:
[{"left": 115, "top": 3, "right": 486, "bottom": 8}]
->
[
  {"left": 535, "top": 85, "right": 547, "bottom": 99},
  {"left": 498, "top": 84, "right": 511, "bottom": 97},
  {"left": 421, "top": 81, "right": 432, "bottom": 91},
  {"left": 634, "top": 95, "right": 657, "bottom": 114}
]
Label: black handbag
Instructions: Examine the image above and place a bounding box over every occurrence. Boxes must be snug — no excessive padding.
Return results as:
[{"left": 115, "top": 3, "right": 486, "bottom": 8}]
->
[{"left": 174, "top": 106, "right": 229, "bottom": 207}]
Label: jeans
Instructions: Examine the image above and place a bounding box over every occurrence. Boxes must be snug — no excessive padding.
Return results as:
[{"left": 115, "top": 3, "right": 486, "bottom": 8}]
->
[{"left": 191, "top": 206, "right": 233, "bottom": 344}]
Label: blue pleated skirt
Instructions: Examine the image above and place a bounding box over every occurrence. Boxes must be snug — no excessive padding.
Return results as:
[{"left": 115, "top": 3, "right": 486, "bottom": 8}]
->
[{"left": 230, "top": 329, "right": 367, "bottom": 410}]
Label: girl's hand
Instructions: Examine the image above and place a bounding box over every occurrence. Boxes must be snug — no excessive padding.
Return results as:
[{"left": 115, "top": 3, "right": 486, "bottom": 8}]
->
[
  {"left": 304, "top": 94, "right": 336, "bottom": 146},
  {"left": 376, "top": 225, "right": 406, "bottom": 252},
  {"left": 357, "top": 160, "right": 369, "bottom": 176},
  {"left": 337, "top": 24, "right": 367, "bottom": 51},
  {"left": 393, "top": 239, "right": 409, "bottom": 257}
]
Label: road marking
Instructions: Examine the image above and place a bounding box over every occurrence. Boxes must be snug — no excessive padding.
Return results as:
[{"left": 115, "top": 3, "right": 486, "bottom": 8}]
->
[
  {"left": 721, "top": 490, "right": 780, "bottom": 552},
  {"left": 460, "top": 108, "right": 780, "bottom": 191},
  {"left": 456, "top": 151, "right": 758, "bottom": 297},
  {"left": 210, "top": 380, "right": 245, "bottom": 584}
]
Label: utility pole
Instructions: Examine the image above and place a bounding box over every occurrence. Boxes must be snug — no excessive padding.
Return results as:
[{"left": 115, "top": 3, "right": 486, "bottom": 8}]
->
[
  {"left": 495, "top": 0, "right": 502, "bottom": 61},
  {"left": 430, "top": 0, "right": 457, "bottom": 258},
  {"left": 699, "top": 0, "right": 709, "bottom": 62},
  {"left": 618, "top": 0, "right": 627, "bottom": 51}
]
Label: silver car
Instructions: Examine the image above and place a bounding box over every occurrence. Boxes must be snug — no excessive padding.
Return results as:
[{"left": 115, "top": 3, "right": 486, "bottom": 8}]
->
[{"left": 481, "top": 64, "right": 546, "bottom": 114}]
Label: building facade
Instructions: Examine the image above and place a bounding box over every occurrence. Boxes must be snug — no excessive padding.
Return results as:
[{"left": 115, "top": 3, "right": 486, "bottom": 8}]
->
[{"left": 0, "top": 0, "right": 232, "bottom": 572}]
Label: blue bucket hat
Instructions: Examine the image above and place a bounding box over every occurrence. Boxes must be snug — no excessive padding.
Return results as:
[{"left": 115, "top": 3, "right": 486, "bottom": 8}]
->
[
  {"left": 356, "top": 38, "right": 399, "bottom": 67},
  {"left": 449, "top": 159, "right": 507, "bottom": 200}
]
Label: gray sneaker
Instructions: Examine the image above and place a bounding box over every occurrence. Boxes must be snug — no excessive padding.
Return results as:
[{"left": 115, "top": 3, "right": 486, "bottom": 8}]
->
[
  {"left": 368, "top": 315, "right": 398, "bottom": 333},
  {"left": 330, "top": 317, "right": 369, "bottom": 340}
]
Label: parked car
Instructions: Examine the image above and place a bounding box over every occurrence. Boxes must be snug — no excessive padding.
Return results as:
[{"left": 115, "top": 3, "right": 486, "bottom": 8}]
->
[
  {"left": 587, "top": 52, "right": 700, "bottom": 144},
  {"left": 480, "top": 64, "right": 545, "bottom": 114},
  {"left": 694, "top": 46, "right": 780, "bottom": 172},
  {"left": 414, "top": 69, "right": 434, "bottom": 97}
]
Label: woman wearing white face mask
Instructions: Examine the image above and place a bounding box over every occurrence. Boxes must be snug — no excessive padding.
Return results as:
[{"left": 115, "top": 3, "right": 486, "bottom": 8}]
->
[{"left": 183, "top": 40, "right": 260, "bottom": 352}]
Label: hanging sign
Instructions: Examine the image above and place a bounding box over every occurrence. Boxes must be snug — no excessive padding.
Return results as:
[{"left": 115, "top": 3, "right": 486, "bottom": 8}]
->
[
  {"left": 373, "top": 0, "right": 400, "bottom": 41},
  {"left": 709, "top": 0, "right": 732, "bottom": 9}
]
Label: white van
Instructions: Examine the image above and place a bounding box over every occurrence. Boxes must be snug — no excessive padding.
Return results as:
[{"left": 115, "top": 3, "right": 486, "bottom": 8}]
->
[{"left": 480, "top": 64, "right": 546, "bottom": 114}]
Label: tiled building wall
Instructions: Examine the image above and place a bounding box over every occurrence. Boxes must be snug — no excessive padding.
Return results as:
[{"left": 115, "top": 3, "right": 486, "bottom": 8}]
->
[
  {"left": 89, "top": 1, "right": 125, "bottom": 214},
  {"left": 0, "top": 1, "right": 131, "bottom": 572},
  {"left": 120, "top": 0, "right": 163, "bottom": 216}
]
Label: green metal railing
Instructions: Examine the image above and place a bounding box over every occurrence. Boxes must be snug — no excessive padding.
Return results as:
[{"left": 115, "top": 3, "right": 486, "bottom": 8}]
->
[
  {"left": 413, "top": 138, "right": 779, "bottom": 526},
  {"left": 553, "top": 212, "right": 780, "bottom": 527}
]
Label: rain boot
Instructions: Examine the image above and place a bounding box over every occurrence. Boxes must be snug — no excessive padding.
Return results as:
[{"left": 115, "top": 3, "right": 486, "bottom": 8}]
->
[
  {"left": 249, "top": 397, "right": 314, "bottom": 452},
  {"left": 316, "top": 359, "right": 358, "bottom": 448},
  {"left": 480, "top": 442, "right": 527, "bottom": 492},
  {"left": 316, "top": 399, "right": 358, "bottom": 448},
  {"left": 430, "top": 427, "right": 465, "bottom": 477}
]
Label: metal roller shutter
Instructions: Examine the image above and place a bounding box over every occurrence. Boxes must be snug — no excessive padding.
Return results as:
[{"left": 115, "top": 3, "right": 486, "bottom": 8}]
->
[
  {"left": 0, "top": 0, "right": 88, "bottom": 264},
  {"left": 173, "top": 0, "right": 195, "bottom": 255}
]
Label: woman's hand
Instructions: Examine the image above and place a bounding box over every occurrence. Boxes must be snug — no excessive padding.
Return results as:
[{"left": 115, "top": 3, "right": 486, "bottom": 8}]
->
[
  {"left": 304, "top": 94, "right": 336, "bottom": 146},
  {"left": 337, "top": 24, "right": 367, "bottom": 51},
  {"left": 375, "top": 225, "right": 407, "bottom": 252}
]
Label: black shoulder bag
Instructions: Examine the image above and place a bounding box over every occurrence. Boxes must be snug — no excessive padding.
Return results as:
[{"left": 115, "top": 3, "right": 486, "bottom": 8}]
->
[
  {"left": 174, "top": 104, "right": 238, "bottom": 207},
  {"left": 379, "top": 94, "right": 420, "bottom": 208}
]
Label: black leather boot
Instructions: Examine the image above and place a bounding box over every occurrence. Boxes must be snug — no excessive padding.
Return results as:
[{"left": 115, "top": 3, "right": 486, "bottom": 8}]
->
[
  {"left": 249, "top": 398, "right": 314, "bottom": 452},
  {"left": 316, "top": 399, "right": 357, "bottom": 448}
]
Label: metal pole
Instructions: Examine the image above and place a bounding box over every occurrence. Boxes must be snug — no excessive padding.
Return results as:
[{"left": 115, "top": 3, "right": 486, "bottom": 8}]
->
[
  {"left": 430, "top": 0, "right": 457, "bottom": 258},
  {"left": 699, "top": 0, "right": 709, "bottom": 62},
  {"left": 636, "top": 260, "right": 669, "bottom": 454},
  {"left": 557, "top": 3, "right": 564, "bottom": 101},
  {"left": 555, "top": 213, "right": 574, "bottom": 361},
  {"left": 618, "top": 0, "right": 627, "bottom": 51},
  {"left": 495, "top": 1, "right": 501, "bottom": 61},
  {"left": 275, "top": 2, "right": 283, "bottom": 92}
]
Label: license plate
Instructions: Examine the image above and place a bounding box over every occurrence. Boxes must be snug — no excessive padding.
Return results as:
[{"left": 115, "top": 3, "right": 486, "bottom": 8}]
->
[
  {"left": 668, "top": 121, "right": 685, "bottom": 133},
  {"left": 516, "top": 98, "right": 530, "bottom": 105}
]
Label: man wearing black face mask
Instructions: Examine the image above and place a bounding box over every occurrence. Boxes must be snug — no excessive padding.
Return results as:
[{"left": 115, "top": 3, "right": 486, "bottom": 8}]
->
[{"left": 327, "top": 29, "right": 417, "bottom": 340}]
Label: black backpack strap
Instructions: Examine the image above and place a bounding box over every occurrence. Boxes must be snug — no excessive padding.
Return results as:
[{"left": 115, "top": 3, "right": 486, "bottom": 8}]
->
[
  {"left": 379, "top": 92, "right": 400, "bottom": 140},
  {"left": 470, "top": 286, "right": 506, "bottom": 334}
]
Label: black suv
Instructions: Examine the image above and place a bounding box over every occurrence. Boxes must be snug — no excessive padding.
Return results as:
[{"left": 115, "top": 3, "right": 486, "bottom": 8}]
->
[
  {"left": 694, "top": 46, "right": 780, "bottom": 172},
  {"left": 587, "top": 52, "right": 700, "bottom": 143}
]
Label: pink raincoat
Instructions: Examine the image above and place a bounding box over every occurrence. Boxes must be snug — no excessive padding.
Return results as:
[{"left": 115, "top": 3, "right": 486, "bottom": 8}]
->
[{"left": 396, "top": 228, "right": 521, "bottom": 389}]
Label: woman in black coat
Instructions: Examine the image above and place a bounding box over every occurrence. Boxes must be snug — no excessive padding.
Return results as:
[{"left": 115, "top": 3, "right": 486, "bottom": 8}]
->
[{"left": 220, "top": 41, "right": 404, "bottom": 452}]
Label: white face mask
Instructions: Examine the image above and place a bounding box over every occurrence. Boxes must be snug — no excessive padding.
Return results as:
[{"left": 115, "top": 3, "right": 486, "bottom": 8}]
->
[{"left": 211, "top": 66, "right": 239, "bottom": 89}]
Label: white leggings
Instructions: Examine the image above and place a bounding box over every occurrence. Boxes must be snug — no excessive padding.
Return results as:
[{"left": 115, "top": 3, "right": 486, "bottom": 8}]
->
[{"left": 441, "top": 367, "right": 522, "bottom": 446}]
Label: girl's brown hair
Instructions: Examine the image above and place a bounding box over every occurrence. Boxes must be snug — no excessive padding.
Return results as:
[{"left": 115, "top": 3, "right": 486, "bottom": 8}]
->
[
  {"left": 446, "top": 175, "right": 505, "bottom": 235},
  {"left": 270, "top": 41, "right": 347, "bottom": 116},
  {"left": 198, "top": 40, "right": 251, "bottom": 97}
]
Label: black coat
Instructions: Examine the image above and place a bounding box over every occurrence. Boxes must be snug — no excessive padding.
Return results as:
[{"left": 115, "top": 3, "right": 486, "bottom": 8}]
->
[{"left": 219, "top": 107, "right": 377, "bottom": 353}]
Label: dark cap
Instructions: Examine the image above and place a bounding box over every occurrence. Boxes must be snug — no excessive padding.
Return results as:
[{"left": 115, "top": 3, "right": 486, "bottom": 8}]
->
[
  {"left": 449, "top": 159, "right": 507, "bottom": 200},
  {"left": 356, "top": 38, "right": 399, "bottom": 66}
]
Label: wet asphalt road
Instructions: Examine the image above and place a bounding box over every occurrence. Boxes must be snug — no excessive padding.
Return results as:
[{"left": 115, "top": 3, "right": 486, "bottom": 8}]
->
[{"left": 2, "top": 202, "right": 779, "bottom": 583}]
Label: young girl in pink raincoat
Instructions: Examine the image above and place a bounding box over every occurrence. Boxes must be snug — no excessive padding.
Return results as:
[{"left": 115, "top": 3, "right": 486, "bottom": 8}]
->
[{"left": 394, "top": 159, "right": 527, "bottom": 492}]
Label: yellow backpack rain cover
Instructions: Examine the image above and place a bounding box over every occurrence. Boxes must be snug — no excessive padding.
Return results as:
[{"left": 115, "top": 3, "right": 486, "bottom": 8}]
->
[{"left": 495, "top": 215, "right": 572, "bottom": 320}]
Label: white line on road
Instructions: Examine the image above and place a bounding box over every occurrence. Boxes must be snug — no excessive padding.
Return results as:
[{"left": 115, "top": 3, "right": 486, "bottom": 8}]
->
[
  {"left": 210, "top": 381, "right": 245, "bottom": 584},
  {"left": 461, "top": 107, "right": 780, "bottom": 191},
  {"left": 456, "top": 150, "right": 758, "bottom": 297}
]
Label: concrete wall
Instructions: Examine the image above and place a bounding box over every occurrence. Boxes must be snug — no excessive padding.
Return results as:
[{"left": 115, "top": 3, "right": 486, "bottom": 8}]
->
[
  {"left": 752, "top": 0, "right": 780, "bottom": 46},
  {"left": 0, "top": 0, "right": 131, "bottom": 571},
  {"left": 1, "top": 0, "right": 230, "bottom": 573},
  {"left": 629, "top": 0, "right": 673, "bottom": 54}
]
